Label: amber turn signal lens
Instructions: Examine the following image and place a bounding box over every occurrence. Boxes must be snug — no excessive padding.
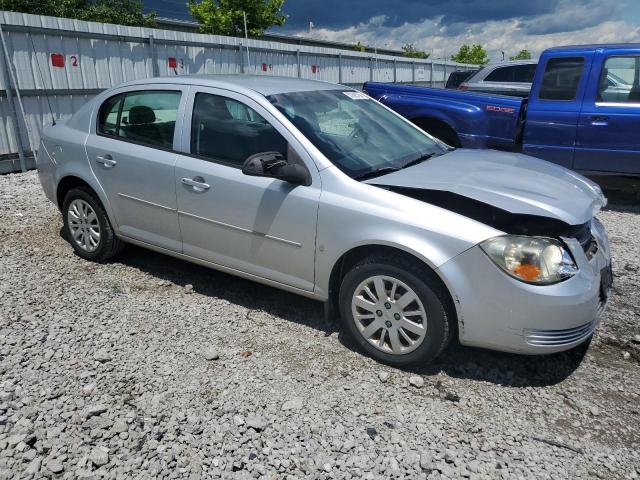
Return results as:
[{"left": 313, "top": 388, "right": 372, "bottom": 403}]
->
[{"left": 513, "top": 263, "right": 541, "bottom": 281}]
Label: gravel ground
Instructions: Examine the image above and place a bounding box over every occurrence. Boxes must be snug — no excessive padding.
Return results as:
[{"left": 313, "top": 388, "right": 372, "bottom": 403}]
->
[{"left": 1, "top": 171, "right": 639, "bottom": 480}]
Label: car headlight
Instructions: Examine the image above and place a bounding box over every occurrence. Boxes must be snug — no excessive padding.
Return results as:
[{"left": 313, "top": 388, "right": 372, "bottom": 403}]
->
[{"left": 479, "top": 236, "right": 578, "bottom": 285}]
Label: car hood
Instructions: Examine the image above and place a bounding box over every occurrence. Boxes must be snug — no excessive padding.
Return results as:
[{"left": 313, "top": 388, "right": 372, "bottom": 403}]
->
[{"left": 365, "top": 149, "right": 605, "bottom": 225}]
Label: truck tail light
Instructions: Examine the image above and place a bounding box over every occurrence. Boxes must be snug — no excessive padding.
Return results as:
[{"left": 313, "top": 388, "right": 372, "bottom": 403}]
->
[{"left": 458, "top": 83, "right": 468, "bottom": 90}]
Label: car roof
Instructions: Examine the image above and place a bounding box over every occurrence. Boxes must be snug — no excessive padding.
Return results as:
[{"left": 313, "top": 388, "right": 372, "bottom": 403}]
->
[
  {"left": 115, "top": 74, "right": 346, "bottom": 96},
  {"left": 483, "top": 59, "right": 537, "bottom": 68}
]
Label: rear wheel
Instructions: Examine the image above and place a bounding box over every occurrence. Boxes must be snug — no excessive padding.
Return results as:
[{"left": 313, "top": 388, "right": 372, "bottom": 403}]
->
[
  {"left": 413, "top": 118, "right": 461, "bottom": 148},
  {"left": 62, "top": 187, "right": 123, "bottom": 262},
  {"left": 339, "top": 256, "right": 453, "bottom": 366}
]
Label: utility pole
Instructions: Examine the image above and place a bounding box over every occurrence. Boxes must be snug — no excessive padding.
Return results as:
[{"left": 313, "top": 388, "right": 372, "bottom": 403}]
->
[{"left": 243, "top": 12, "right": 250, "bottom": 70}]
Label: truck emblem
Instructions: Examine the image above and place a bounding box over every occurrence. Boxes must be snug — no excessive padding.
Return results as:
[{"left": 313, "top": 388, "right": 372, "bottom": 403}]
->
[{"left": 486, "top": 105, "right": 515, "bottom": 113}]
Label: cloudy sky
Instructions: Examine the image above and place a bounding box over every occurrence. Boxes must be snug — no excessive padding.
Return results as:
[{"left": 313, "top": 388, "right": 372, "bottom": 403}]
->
[{"left": 145, "top": 0, "right": 640, "bottom": 61}]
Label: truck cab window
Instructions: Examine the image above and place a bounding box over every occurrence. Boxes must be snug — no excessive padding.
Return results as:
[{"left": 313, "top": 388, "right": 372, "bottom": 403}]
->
[{"left": 539, "top": 57, "right": 584, "bottom": 101}]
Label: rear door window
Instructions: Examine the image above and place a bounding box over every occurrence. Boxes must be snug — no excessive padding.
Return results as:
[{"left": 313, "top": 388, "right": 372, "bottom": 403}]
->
[
  {"left": 513, "top": 64, "right": 537, "bottom": 83},
  {"left": 539, "top": 57, "right": 584, "bottom": 100},
  {"left": 484, "top": 66, "right": 514, "bottom": 82},
  {"left": 119, "top": 92, "right": 181, "bottom": 149},
  {"left": 97, "top": 90, "right": 181, "bottom": 149}
]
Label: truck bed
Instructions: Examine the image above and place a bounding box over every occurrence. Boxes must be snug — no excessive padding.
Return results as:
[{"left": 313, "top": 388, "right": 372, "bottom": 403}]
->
[{"left": 363, "top": 82, "right": 525, "bottom": 151}]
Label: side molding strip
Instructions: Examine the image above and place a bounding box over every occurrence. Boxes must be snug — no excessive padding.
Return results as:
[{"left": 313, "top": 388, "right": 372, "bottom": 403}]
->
[
  {"left": 117, "top": 192, "right": 176, "bottom": 212},
  {"left": 178, "top": 210, "right": 302, "bottom": 248}
]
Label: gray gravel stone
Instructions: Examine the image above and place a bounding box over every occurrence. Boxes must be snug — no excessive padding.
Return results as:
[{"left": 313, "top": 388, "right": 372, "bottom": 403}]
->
[
  {"left": 203, "top": 348, "right": 219, "bottom": 361},
  {"left": 282, "top": 397, "right": 303, "bottom": 411},
  {"left": 47, "top": 461, "right": 64, "bottom": 474},
  {"left": 25, "top": 457, "right": 41, "bottom": 475},
  {"left": 233, "top": 415, "right": 245, "bottom": 426},
  {"left": 89, "top": 447, "right": 109, "bottom": 467},
  {"left": 94, "top": 349, "right": 112, "bottom": 362},
  {"left": 245, "top": 414, "right": 267, "bottom": 431},
  {"left": 0, "top": 171, "right": 638, "bottom": 480},
  {"left": 409, "top": 376, "right": 425, "bottom": 388},
  {"left": 112, "top": 420, "right": 128, "bottom": 433},
  {"left": 84, "top": 404, "right": 107, "bottom": 418}
]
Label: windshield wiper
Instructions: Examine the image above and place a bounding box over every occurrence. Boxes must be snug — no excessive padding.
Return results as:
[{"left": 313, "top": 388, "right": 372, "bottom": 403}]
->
[
  {"left": 354, "top": 152, "right": 441, "bottom": 181},
  {"left": 354, "top": 166, "right": 400, "bottom": 181},
  {"left": 401, "top": 152, "right": 437, "bottom": 170}
]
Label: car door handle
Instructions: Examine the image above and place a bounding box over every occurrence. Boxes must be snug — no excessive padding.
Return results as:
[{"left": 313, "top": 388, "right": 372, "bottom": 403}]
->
[
  {"left": 589, "top": 115, "right": 609, "bottom": 126},
  {"left": 181, "top": 176, "right": 210, "bottom": 192},
  {"left": 95, "top": 154, "right": 117, "bottom": 167}
]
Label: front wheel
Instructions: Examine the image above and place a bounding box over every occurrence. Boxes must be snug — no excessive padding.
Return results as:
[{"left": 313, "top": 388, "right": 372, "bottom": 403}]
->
[{"left": 339, "top": 257, "right": 453, "bottom": 366}]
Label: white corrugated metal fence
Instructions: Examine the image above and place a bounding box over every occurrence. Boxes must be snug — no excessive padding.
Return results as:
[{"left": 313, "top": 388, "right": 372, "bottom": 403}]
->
[{"left": 0, "top": 11, "right": 473, "bottom": 173}]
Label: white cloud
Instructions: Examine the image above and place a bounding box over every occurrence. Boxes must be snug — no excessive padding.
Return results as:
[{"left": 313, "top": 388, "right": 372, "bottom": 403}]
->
[{"left": 295, "top": 2, "right": 640, "bottom": 63}]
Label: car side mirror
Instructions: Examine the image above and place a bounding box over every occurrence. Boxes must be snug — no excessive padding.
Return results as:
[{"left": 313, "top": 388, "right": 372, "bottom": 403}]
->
[{"left": 242, "top": 151, "right": 310, "bottom": 186}]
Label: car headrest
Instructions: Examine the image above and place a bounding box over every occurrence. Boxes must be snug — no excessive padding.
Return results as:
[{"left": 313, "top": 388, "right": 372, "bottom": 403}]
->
[
  {"left": 129, "top": 105, "right": 156, "bottom": 125},
  {"left": 196, "top": 96, "right": 233, "bottom": 121}
]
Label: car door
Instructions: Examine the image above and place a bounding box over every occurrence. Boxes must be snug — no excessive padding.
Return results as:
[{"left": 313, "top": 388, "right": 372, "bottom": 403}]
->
[
  {"left": 574, "top": 53, "right": 640, "bottom": 174},
  {"left": 86, "top": 87, "right": 186, "bottom": 251},
  {"left": 174, "top": 87, "right": 321, "bottom": 292},
  {"left": 523, "top": 55, "right": 591, "bottom": 169}
]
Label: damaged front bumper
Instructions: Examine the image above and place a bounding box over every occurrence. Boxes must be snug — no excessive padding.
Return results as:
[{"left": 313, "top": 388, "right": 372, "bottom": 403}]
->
[{"left": 438, "top": 218, "right": 611, "bottom": 355}]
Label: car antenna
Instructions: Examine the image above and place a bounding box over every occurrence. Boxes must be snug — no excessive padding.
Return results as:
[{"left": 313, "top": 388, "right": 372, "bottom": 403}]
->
[{"left": 28, "top": 33, "right": 56, "bottom": 126}]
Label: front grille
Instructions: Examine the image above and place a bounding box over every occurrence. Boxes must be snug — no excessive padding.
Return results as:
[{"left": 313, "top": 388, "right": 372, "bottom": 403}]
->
[{"left": 524, "top": 319, "right": 597, "bottom": 347}]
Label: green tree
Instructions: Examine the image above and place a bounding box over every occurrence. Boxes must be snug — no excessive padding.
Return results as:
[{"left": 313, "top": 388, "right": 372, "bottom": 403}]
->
[
  {"left": 353, "top": 41, "right": 366, "bottom": 53},
  {"left": 401, "top": 43, "right": 429, "bottom": 59},
  {"left": 0, "top": 0, "right": 155, "bottom": 27},
  {"left": 78, "top": 0, "right": 156, "bottom": 27},
  {"left": 188, "top": 0, "right": 286, "bottom": 37},
  {"left": 451, "top": 44, "right": 490, "bottom": 65},
  {"left": 510, "top": 49, "right": 532, "bottom": 60}
]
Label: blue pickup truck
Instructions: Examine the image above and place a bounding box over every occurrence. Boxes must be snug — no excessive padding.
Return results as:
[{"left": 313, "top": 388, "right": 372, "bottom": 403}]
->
[{"left": 364, "top": 44, "right": 640, "bottom": 175}]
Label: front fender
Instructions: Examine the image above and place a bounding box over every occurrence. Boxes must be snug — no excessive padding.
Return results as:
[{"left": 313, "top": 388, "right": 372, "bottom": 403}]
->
[{"left": 314, "top": 168, "right": 501, "bottom": 299}]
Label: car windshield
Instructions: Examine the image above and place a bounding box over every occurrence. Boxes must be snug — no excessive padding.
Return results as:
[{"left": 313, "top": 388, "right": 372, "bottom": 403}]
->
[{"left": 267, "top": 90, "right": 446, "bottom": 179}]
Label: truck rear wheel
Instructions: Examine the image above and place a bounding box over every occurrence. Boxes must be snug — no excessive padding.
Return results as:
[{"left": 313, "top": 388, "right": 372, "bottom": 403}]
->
[{"left": 413, "top": 118, "right": 461, "bottom": 148}]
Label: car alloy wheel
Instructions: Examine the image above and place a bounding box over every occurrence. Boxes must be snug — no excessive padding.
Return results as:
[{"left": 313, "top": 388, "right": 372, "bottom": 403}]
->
[
  {"left": 350, "top": 275, "right": 428, "bottom": 355},
  {"left": 67, "top": 198, "right": 101, "bottom": 253}
]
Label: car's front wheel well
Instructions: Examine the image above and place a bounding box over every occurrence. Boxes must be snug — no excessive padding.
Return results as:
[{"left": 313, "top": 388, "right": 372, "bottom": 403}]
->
[
  {"left": 412, "top": 117, "right": 461, "bottom": 148},
  {"left": 327, "top": 245, "right": 458, "bottom": 335},
  {"left": 56, "top": 176, "right": 93, "bottom": 210}
]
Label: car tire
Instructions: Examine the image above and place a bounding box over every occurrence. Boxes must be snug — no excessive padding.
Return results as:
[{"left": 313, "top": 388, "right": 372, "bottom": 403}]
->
[
  {"left": 339, "top": 255, "right": 453, "bottom": 367},
  {"left": 62, "top": 187, "right": 124, "bottom": 262}
]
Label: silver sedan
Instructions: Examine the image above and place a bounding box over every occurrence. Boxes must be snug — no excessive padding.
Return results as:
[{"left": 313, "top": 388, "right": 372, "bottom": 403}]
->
[{"left": 36, "top": 75, "right": 612, "bottom": 366}]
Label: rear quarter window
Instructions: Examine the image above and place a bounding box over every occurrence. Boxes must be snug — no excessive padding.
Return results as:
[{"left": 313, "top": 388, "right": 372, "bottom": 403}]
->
[{"left": 97, "top": 95, "right": 122, "bottom": 136}]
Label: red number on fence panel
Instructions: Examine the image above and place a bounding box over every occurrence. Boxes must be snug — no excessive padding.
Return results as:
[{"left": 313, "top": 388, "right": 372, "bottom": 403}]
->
[
  {"left": 70, "top": 55, "right": 78, "bottom": 67},
  {"left": 262, "top": 63, "right": 267, "bottom": 72}
]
